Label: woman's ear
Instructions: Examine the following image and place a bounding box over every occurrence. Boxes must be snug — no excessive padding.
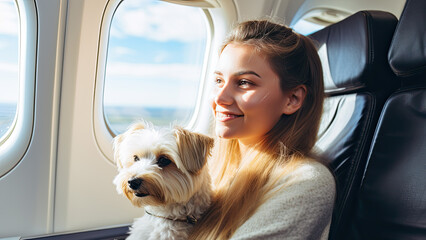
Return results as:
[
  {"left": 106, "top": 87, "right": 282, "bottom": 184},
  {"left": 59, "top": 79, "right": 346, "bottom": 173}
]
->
[{"left": 282, "top": 85, "right": 307, "bottom": 115}]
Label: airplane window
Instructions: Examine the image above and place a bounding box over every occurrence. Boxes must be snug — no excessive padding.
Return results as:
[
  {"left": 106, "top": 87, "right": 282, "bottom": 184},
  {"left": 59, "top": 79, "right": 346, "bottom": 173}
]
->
[
  {"left": 104, "top": 0, "right": 208, "bottom": 134},
  {"left": 292, "top": 18, "right": 325, "bottom": 35},
  {"left": 0, "top": 0, "right": 19, "bottom": 143}
]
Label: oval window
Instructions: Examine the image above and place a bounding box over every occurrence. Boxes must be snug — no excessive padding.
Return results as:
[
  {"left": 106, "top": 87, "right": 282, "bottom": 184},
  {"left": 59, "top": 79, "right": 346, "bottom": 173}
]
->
[
  {"left": 0, "top": 0, "right": 19, "bottom": 143},
  {"left": 104, "top": 0, "right": 208, "bottom": 134}
]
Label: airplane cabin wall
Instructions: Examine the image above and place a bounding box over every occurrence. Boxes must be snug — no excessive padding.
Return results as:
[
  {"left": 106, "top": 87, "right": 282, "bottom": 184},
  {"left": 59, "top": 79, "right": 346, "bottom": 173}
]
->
[
  {"left": 0, "top": 0, "right": 65, "bottom": 237},
  {"left": 54, "top": 0, "right": 143, "bottom": 233},
  {"left": 0, "top": 0, "right": 406, "bottom": 238}
]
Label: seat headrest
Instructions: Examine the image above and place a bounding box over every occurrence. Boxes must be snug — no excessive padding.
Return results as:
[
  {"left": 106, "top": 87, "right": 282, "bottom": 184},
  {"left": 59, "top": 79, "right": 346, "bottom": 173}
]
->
[
  {"left": 388, "top": 0, "right": 426, "bottom": 80},
  {"left": 309, "top": 11, "right": 397, "bottom": 94}
]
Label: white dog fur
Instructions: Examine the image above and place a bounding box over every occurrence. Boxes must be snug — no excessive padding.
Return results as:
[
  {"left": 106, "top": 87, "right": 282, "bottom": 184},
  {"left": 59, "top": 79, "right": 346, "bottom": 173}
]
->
[{"left": 113, "top": 121, "right": 214, "bottom": 240}]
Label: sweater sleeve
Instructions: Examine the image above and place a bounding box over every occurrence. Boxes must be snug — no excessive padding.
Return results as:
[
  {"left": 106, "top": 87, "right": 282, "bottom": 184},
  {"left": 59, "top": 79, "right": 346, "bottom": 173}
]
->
[{"left": 231, "top": 161, "right": 336, "bottom": 240}]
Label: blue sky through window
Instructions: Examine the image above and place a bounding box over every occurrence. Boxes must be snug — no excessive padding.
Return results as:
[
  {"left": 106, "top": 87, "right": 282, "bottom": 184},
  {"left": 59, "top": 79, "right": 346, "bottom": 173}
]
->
[
  {"left": 0, "top": 0, "right": 19, "bottom": 139},
  {"left": 0, "top": 0, "right": 19, "bottom": 105},
  {"left": 104, "top": 0, "right": 207, "bottom": 108},
  {"left": 103, "top": 0, "right": 208, "bottom": 131}
]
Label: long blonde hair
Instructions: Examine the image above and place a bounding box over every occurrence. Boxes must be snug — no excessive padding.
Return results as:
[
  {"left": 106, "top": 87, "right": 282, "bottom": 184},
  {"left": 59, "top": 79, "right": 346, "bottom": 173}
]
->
[{"left": 189, "top": 20, "right": 325, "bottom": 239}]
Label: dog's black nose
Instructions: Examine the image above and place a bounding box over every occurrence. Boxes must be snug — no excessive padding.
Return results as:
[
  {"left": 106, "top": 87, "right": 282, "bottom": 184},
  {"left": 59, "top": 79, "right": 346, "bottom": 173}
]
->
[{"left": 128, "top": 178, "right": 143, "bottom": 190}]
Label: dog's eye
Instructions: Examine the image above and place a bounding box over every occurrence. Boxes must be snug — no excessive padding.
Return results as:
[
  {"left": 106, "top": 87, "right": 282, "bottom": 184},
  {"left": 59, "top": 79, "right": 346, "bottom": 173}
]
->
[
  {"left": 157, "top": 156, "right": 171, "bottom": 168},
  {"left": 133, "top": 155, "right": 140, "bottom": 162}
]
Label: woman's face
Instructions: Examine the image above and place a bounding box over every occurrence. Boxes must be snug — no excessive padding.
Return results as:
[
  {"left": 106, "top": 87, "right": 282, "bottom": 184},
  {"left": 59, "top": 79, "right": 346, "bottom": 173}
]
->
[{"left": 212, "top": 43, "right": 291, "bottom": 146}]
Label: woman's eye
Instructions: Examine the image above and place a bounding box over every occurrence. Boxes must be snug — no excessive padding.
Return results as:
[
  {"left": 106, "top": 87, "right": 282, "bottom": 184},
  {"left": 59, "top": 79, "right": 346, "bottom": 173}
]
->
[
  {"left": 238, "top": 79, "right": 252, "bottom": 87},
  {"left": 214, "top": 78, "right": 223, "bottom": 85},
  {"left": 133, "top": 155, "right": 140, "bottom": 162},
  {"left": 157, "top": 156, "right": 172, "bottom": 168}
]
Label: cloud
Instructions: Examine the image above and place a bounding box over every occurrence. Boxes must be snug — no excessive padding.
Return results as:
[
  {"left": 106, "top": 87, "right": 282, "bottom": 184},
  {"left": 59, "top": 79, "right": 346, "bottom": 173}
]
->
[
  {"left": 153, "top": 51, "right": 169, "bottom": 63},
  {"left": 104, "top": 79, "right": 198, "bottom": 108},
  {"left": 0, "top": 62, "right": 18, "bottom": 73},
  {"left": 0, "top": 40, "right": 7, "bottom": 49},
  {"left": 104, "top": 72, "right": 201, "bottom": 108},
  {"left": 0, "top": 2, "right": 19, "bottom": 36},
  {"left": 111, "top": 0, "right": 207, "bottom": 42},
  {"left": 103, "top": 61, "right": 203, "bottom": 107},
  {"left": 111, "top": 46, "right": 133, "bottom": 56},
  {"left": 0, "top": 62, "right": 19, "bottom": 103},
  {"left": 106, "top": 62, "right": 203, "bottom": 82}
]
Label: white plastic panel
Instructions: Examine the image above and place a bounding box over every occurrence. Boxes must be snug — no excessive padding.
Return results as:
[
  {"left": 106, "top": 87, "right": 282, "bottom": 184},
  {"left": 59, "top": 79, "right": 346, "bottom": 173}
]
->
[
  {"left": 54, "top": 0, "right": 144, "bottom": 233},
  {"left": 289, "top": 0, "right": 406, "bottom": 27},
  {"left": 0, "top": 0, "right": 36, "bottom": 178},
  {"left": 0, "top": 0, "right": 66, "bottom": 237}
]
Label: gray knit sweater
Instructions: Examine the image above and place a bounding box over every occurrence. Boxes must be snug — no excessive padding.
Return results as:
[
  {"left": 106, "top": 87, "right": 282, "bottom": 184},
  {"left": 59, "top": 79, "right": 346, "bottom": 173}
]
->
[{"left": 231, "top": 161, "right": 336, "bottom": 240}]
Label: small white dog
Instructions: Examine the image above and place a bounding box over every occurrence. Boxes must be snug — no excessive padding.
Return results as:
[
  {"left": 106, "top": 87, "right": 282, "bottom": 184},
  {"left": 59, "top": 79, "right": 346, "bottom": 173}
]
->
[{"left": 113, "top": 121, "right": 214, "bottom": 240}]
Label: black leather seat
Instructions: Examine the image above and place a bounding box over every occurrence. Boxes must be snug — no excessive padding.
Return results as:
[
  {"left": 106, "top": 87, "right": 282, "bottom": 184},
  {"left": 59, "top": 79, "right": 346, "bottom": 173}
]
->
[
  {"left": 308, "top": 11, "right": 399, "bottom": 240},
  {"left": 350, "top": 0, "right": 426, "bottom": 239}
]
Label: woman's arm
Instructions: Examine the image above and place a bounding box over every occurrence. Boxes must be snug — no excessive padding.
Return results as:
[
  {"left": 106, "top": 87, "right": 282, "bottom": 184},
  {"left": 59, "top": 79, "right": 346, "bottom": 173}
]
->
[{"left": 231, "top": 161, "right": 336, "bottom": 240}]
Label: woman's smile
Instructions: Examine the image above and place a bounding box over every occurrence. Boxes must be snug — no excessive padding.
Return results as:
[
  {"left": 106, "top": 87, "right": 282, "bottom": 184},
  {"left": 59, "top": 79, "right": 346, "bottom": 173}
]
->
[{"left": 215, "top": 111, "right": 244, "bottom": 122}]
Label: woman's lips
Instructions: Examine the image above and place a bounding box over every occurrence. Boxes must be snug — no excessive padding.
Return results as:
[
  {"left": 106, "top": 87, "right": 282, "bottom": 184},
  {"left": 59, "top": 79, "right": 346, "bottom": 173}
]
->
[{"left": 216, "top": 112, "right": 244, "bottom": 122}]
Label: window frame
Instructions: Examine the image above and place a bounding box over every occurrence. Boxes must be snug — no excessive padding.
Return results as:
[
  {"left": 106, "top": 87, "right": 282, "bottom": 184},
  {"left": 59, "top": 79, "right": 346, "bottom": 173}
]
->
[
  {"left": 290, "top": 8, "right": 352, "bottom": 35},
  {"left": 0, "top": 0, "right": 37, "bottom": 177},
  {"left": 93, "top": 0, "right": 213, "bottom": 163}
]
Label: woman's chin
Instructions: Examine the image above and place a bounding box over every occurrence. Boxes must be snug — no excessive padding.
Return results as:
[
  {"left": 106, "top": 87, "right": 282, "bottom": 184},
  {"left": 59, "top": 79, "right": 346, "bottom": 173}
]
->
[{"left": 215, "top": 126, "right": 235, "bottom": 139}]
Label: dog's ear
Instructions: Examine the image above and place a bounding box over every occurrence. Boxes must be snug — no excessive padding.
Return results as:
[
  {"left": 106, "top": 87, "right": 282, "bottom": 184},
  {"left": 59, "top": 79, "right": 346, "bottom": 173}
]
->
[
  {"left": 128, "top": 121, "right": 146, "bottom": 132},
  {"left": 174, "top": 127, "right": 214, "bottom": 174}
]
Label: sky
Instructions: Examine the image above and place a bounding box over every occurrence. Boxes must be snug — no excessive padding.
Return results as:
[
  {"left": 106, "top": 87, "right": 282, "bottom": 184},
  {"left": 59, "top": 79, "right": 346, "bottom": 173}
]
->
[
  {"left": 103, "top": 0, "right": 208, "bottom": 108},
  {"left": 0, "top": 0, "right": 19, "bottom": 104}
]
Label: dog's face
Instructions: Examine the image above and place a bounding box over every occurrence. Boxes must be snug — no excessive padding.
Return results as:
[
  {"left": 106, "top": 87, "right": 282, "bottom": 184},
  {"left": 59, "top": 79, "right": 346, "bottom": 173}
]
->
[{"left": 113, "top": 122, "right": 214, "bottom": 207}]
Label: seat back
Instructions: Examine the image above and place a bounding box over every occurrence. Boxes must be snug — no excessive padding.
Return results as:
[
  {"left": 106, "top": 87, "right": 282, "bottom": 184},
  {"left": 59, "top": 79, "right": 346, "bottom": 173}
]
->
[
  {"left": 309, "top": 11, "right": 399, "bottom": 240},
  {"left": 350, "top": 0, "right": 426, "bottom": 239}
]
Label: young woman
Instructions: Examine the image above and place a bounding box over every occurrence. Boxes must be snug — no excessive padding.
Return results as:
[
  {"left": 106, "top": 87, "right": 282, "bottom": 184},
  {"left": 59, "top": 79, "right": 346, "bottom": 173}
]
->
[{"left": 189, "top": 20, "right": 335, "bottom": 239}]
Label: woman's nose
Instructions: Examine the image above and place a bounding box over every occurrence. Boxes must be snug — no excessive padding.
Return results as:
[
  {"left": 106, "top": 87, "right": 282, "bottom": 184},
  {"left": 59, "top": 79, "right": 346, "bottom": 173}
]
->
[{"left": 214, "top": 83, "right": 233, "bottom": 106}]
